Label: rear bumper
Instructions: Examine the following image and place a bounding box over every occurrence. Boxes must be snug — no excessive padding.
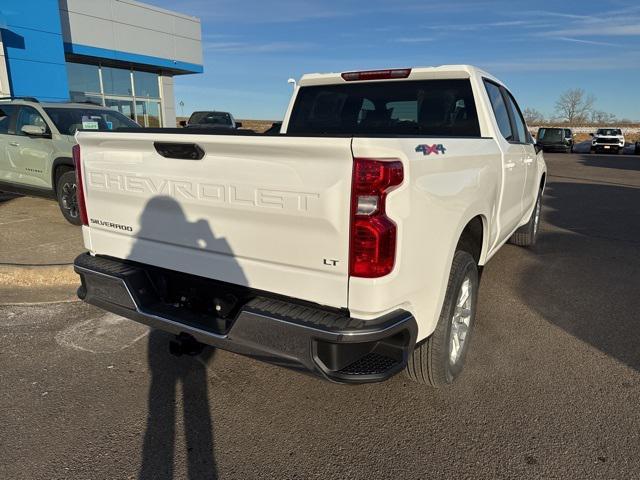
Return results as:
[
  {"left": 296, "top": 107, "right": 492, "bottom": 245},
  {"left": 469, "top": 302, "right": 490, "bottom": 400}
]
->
[
  {"left": 593, "top": 143, "right": 623, "bottom": 149},
  {"left": 539, "top": 143, "right": 570, "bottom": 152},
  {"left": 74, "top": 253, "right": 417, "bottom": 384}
]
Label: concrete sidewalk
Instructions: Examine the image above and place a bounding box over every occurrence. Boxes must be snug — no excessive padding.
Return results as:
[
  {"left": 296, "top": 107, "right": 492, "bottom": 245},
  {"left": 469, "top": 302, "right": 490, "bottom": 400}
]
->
[{"left": 0, "top": 195, "right": 84, "bottom": 303}]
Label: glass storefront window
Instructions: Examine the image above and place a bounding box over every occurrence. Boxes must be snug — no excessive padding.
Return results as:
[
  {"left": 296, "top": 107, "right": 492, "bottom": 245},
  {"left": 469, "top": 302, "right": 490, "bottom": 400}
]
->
[
  {"left": 67, "top": 63, "right": 101, "bottom": 95},
  {"left": 136, "top": 100, "right": 162, "bottom": 127},
  {"left": 66, "top": 62, "right": 165, "bottom": 127},
  {"left": 102, "top": 66, "right": 134, "bottom": 96},
  {"left": 105, "top": 98, "right": 136, "bottom": 122},
  {"left": 134, "top": 71, "right": 160, "bottom": 99}
]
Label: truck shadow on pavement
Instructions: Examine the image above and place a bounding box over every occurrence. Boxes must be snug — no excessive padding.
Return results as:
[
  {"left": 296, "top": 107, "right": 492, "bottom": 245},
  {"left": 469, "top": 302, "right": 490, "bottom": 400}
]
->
[
  {"left": 517, "top": 180, "right": 640, "bottom": 372},
  {"left": 130, "top": 196, "right": 248, "bottom": 480},
  {"left": 578, "top": 154, "right": 640, "bottom": 171}
]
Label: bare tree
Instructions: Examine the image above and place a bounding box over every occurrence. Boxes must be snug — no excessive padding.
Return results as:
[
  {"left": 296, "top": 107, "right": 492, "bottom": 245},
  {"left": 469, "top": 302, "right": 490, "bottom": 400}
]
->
[
  {"left": 523, "top": 107, "right": 545, "bottom": 125},
  {"left": 590, "top": 110, "right": 617, "bottom": 124},
  {"left": 554, "top": 89, "right": 595, "bottom": 125}
]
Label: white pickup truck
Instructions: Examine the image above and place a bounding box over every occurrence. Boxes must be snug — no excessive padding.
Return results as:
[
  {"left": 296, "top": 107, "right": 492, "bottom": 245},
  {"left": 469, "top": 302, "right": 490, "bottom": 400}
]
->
[{"left": 73, "top": 65, "right": 546, "bottom": 386}]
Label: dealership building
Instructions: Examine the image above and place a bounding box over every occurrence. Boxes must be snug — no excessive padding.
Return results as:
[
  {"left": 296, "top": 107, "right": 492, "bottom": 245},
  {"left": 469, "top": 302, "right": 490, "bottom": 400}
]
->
[{"left": 0, "top": 0, "right": 203, "bottom": 127}]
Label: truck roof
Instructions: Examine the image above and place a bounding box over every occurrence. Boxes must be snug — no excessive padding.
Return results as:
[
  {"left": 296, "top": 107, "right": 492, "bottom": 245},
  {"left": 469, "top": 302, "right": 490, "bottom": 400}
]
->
[{"left": 298, "top": 64, "right": 502, "bottom": 87}]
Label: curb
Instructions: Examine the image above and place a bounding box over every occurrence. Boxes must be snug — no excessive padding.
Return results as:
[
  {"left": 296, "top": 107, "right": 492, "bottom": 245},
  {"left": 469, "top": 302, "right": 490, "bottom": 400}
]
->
[
  {"left": 0, "top": 264, "right": 78, "bottom": 288},
  {"left": 0, "top": 265, "right": 80, "bottom": 305}
]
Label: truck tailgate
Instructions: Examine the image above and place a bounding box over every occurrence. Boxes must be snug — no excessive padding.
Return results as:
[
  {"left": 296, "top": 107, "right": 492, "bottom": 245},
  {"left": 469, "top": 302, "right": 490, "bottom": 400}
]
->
[{"left": 76, "top": 132, "right": 353, "bottom": 308}]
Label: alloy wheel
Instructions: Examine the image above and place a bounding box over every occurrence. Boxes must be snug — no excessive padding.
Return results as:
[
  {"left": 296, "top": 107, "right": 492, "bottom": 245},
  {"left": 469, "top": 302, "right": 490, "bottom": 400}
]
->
[
  {"left": 61, "top": 182, "right": 79, "bottom": 219},
  {"left": 449, "top": 276, "right": 473, "bottom": 365}
]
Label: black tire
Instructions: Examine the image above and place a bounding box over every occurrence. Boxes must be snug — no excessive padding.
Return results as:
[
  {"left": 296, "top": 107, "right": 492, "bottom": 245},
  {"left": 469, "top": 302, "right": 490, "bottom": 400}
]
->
[
  {"left": 509, "top": 189, "right": 542, "bottom": 247},
  {"left": 56, "top": 170, "right": 82, "bottom": 226},
  {"left": 405, "top": 250, "right": 479, "bottom": 387}
]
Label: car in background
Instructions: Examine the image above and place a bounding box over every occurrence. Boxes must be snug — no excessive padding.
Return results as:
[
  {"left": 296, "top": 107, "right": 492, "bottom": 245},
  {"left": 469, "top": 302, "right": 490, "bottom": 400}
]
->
[
  {"left": 536, "top": 127, "right": 574, "bottom": 153},
  {"left": 0, "top": 97, "right": 140, "bottom": 224},
  {"left": 590, "top": 128, "right": 625, "bottom": 154},
  {"left": 179, "top": 111, "right": 242, "bottom": 129},
  {"left": 635, "top": 140, "right": 640, "bottom": 155}
]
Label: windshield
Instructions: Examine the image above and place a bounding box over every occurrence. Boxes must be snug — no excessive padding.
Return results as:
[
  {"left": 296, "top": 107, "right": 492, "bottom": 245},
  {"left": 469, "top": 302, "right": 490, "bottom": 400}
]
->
[
  {"left": 189, "top": 112, "right": 233, "bottom": 126},
  {"left": 45, "top": 107, "right": 140, "bottom": 135},
  {"left": 596, "top": 129, "right": 621, "bottom": 136},
  {"left": 537, "top": 128, "right": 563, "bottom": 142},
  {"left": 287, "top": 79, "right": 480, "bottom": 136}
]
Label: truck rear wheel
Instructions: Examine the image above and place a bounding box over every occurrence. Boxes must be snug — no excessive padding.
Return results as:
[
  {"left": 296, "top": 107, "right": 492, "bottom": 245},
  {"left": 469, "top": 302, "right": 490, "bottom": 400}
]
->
[
  {"left": 56, "top": 170, "right": 82, "bottom": 226},
  {"left": 405, "top": 250, "right": 479, "bottom": 387},
  {"left": 509, "top": 189, "right": 542, "bottom": 247}
]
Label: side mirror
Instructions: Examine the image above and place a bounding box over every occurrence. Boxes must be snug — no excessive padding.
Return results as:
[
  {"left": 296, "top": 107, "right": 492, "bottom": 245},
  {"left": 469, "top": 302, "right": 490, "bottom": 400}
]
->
[
  {"left": 534, "top": 142, "right": 543, "bottom": 154},
  {"left": 235, "top": 121, "right": 243, "bottom": 128},
  {"left": 21, "top": 124, "right": 48, "bottom": 137},
  {"left": 179, "top": 120, "right": 187, "bottom": 127}
]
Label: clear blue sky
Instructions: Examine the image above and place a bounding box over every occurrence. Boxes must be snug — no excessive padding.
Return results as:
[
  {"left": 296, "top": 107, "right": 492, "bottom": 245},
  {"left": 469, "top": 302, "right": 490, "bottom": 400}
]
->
[{"left": 150, "top": 0, "right": 640, "bottom": 121}]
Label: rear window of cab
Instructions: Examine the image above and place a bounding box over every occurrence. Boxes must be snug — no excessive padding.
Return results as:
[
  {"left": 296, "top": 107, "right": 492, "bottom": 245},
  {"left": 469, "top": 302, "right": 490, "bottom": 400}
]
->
[{"left": 287, "top": 79, "right": 481, "bottom": 137}]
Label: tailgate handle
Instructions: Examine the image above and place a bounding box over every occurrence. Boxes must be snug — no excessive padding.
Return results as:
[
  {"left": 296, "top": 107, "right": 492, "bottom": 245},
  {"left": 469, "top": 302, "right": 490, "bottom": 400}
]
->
[{"left": 154, "top": 142, "right": 205, "bottom": 160}]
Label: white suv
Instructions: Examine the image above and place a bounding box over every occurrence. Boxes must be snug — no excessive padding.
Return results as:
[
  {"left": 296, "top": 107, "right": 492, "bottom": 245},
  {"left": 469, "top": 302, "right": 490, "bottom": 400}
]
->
[
  {"left": 591, "top": 128, "right": 625, "bottom": 154},
  {"left": 0, "top": 97, "right": 140, "bottom": 224}
]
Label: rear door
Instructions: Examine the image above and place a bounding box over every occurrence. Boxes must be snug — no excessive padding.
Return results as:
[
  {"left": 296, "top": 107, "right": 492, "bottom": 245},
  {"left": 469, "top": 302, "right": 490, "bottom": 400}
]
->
[
  {"left": 503, "top": 91, "right": 538, "bottom": 215},
  {"left": 0, "top": 105, "right": 17, "bottom": 182},
  {"left": 11, "top": 106, "right": 55, "bottom": 188},
  {"left": 484, "top": 80, "right": 527, "bottom": 239},
  {"left": 78, "top": 132, "right": 355, "bottom": 308}
]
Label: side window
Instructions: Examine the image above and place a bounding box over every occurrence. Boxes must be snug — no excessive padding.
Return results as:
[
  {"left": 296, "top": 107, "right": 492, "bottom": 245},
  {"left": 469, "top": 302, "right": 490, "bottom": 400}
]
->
[
  {"left": 0, "top": 105, "right": 16, "bottom": 134},
  {"left": 16, "top": 107, "right": 49, "bottom": 135},
  {"left": 504, "top": 92, "right": 528, "bottom": 143},
  {"left": 484, "top": 81, "right": 513, "bottom": 141}
]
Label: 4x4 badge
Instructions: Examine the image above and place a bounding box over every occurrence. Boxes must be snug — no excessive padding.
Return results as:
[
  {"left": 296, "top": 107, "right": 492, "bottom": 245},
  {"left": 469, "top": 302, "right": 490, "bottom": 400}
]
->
[{"left": 416, "top": 144, "right": 446, "bottom": 155}]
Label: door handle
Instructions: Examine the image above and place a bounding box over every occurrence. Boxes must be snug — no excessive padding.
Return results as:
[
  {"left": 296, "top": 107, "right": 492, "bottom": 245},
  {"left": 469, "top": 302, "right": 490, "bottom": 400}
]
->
[
  {"left": 523, "top": 157, "right": 534, "bottom": 165},
  {"left": 9, "top": 141, "right": 19, "bottom": 147},
  {"left": 505, "top": 161, "right": 516, "bottom": 169}
]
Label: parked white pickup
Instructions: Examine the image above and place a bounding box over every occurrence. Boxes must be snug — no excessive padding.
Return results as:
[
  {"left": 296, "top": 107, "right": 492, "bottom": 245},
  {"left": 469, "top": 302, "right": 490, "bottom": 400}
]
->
[{"left": 73, "top": 65, "right": 546, "bottom": 386}]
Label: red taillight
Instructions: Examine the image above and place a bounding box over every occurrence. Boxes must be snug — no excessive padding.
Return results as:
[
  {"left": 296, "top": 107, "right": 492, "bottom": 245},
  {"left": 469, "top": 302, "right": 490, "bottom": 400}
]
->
[
  {"left": 350, "top": 158, "right": 404, "bottom": 278},
  {"left": 72, "top": 144, "right": 88, "bottom": 226},
  {"left": 341, "top": 68, "right": 411, "bottom": 82}
]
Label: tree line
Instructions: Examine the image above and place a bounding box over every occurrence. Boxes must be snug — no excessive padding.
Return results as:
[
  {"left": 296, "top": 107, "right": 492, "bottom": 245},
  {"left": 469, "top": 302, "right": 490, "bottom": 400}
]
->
[{"left": 523, "top": 89, "right": 636, "bottom": 126}]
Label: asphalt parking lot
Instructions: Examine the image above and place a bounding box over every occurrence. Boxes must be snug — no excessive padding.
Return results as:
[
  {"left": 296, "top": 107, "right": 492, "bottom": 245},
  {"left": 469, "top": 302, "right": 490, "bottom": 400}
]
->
[{"left": 1, "top": 152, "right": 639, "bottom": 480}]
